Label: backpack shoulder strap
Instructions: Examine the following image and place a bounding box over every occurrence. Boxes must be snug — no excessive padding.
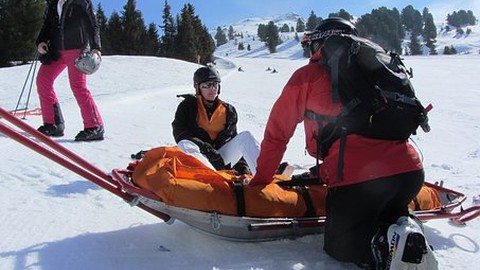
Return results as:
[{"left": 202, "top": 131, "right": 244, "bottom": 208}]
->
[{"left": 320, "top": 34, "right": 361, "bottom": 104}]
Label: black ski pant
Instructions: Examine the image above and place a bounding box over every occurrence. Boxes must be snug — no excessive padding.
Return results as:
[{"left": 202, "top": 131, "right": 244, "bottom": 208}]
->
[{"left": 323, "top": 169, "right": 424, "bottom": 267}]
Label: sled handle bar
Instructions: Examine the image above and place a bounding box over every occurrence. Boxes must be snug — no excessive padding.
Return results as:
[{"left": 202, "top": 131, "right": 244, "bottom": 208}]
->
[
  {"left": 248, "top": 217, "right": 327, "bottom": 231},
  {"left": 0, "top": 107, "right": 171, "bottom": 222},
  {"left": 453, "top": 205, "right": 480, "bottom": 224},
  {"left": 248, "top": 205, "right": 480, "bottom": 232}
]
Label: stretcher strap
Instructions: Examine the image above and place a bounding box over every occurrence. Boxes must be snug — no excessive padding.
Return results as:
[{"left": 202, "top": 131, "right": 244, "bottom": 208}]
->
[
  {"left": 232, "top": 181, "right": 246, "bottom": 216},
  {"left": 298, "top": 186, "right": 316, "bottom": 217}
]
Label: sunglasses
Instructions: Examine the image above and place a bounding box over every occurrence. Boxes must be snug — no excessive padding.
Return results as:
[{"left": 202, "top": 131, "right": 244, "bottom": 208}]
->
[{"left": 199, "top": 82, "right": 219, "bottom": 90}]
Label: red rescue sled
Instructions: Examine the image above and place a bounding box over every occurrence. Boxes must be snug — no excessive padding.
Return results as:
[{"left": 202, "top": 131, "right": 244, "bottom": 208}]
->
[{"left": 1, "top": 107, "right": 479, "bottom": 241}]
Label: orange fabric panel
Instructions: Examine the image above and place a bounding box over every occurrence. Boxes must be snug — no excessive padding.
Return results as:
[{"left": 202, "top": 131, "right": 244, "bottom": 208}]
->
[
  {"left": 308, "top": 185, "right": 328, "bottom": 216},
  {"left": 409, "top": 185, "right": 442, "bottom": 211},
  {"left": 196, "top": 96, "right": 227, "bottom": 141},
  {"left": 132, "top": 146, "right": 311, "bottom": 217},
  {"left": 132, "top": 146, "right": 440, "bottom": 218}
]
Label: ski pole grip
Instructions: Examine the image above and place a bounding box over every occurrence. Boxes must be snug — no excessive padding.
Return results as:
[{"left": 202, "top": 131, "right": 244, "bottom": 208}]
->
[{"left": 425, "top": 103, "right": 433, "bottom": 113}]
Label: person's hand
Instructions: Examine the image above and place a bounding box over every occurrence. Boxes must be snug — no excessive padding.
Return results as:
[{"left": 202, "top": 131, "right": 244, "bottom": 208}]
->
[
  {"left": 92, "top": 49, "right": 101, "bottom": 58},
  {"left": 37, "top": 42, "right": 48, "bottom": 54},
  {"left": 202, "top": 145, "right": 225, "bottom": 170}
]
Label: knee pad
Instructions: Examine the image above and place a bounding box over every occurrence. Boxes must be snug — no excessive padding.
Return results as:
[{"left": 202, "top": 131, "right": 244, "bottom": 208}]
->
[{"left": 372, "top": 216, "right": 438, "bottom": 270}]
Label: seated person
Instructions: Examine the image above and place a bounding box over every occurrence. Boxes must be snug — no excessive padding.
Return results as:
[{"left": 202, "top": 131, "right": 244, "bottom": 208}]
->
[{"left": 172, "top": 66, "right": 259, "bottom": 175}]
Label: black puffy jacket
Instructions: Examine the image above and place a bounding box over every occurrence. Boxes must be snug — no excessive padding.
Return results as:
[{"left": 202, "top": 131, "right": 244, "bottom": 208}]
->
[
  {"left": 36, "top": 0, "right": 101, "bottom": 51},
  {"left": 172, "top": 94, "right": 237, "bottom": 150}
]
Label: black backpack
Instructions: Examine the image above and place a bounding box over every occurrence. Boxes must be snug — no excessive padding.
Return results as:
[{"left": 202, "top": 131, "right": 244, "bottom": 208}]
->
[{"left": 305, "top": 34, "right": 431, "bottom": 181}]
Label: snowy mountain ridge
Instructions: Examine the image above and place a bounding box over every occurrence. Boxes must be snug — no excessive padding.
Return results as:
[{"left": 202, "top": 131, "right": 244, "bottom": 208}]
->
[{"left": 213, "top": 12, "right": 480, "bottom": 59}]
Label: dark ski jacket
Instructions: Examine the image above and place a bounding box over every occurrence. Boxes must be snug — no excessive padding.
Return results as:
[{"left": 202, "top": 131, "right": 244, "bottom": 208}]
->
[
  {"left": 36, "top": 0, "right": 101, "bottom": 51},
  {"left": 172, "top": 94, "right": 237, "bottom": 151}
]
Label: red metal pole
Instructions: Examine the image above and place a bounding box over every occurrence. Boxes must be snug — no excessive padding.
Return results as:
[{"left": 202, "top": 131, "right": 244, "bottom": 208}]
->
[
  {"left": 0, "top": 122, "right": 124, "bottom": 197},
  {"left": 0, "top": 108, "right": 171, "bottom": 222},
  {"left": 0, "top": 107, "right": 117, "bottom": 187}
]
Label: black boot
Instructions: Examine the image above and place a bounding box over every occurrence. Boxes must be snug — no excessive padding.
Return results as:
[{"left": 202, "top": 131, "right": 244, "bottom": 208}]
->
[
  {"left": 38, "top": 103, "right": 65, "bottom": 137},
  {"left": 371, "top": 227, "right": 388, "bottom": 270},
  {"left": 37, "top": 123, "right": 64, "bottom": 137},
  {"left": 75, "top": 125, "right": 104, "bottom": 141},
  {"left": 53, "top": 103, "right": 65, "bottom": 133}
]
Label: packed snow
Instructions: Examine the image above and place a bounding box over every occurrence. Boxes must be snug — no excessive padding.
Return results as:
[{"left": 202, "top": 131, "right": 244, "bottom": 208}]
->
[{"left": 1, "top": 16, "right": 480, "bottom": 270}]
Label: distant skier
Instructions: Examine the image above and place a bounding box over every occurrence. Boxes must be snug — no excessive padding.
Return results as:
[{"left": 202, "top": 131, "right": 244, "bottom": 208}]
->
[
  {"left": 271, "top": 68, "right": 277, "bottom": 73},
  {"left": 238, "top": 67, "right": 244, "bottom": 72}
]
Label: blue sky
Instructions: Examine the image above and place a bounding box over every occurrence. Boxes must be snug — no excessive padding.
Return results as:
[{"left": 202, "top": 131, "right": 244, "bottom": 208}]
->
[{"left": 92, "top": 0, "right": 480, "bottom": 29}]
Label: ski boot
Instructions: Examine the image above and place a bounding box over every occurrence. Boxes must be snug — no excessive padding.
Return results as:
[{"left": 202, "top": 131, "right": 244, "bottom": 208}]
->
[
  {"left": 373, "top": 216, "right": 439, "bottom": 270},
  {"left": 37, "top": 103, "right": 65, "bottom": 137}
]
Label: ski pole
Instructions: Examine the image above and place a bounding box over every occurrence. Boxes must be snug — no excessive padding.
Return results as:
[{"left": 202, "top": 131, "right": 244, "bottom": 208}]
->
[
  {"left": 13, "top": 51, "right": 39, "bottom": 119},
  {"left": 23, "top": 52, "right": 40, "bottom": 119}
]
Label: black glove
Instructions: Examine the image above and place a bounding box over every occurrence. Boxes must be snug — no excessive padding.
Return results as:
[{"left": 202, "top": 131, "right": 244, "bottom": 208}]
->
[
  {"left": 39, "top": 47, "right": 61, "bottom": 65},
  {"left": 130, "top": 150, "right": 148, "bottom": 160},
  {"left": 233, "top": 158, "right": 251, "bottom": 175},
  {"left": 202, "top": 144, "right": 225, "bottom": 170}
]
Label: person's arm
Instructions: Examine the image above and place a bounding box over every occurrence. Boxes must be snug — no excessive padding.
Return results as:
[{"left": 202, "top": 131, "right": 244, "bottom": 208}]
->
[
  {"left": 250, "top": 75, "right": 307, "bottom": 186},
  {"left": 36, "top": 3, "right": 52, "bottom": 47},
  {"left": 172, "top": 99, "right": 197, "bottom": 143},
  {"left": 83, "top": 0, "right": 101, "bottom": 50},
  {"left": 172, "top": 98, "right": 225, "bottom": 169}
]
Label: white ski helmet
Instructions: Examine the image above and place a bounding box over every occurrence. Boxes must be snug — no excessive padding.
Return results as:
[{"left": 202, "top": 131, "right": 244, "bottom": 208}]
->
[{"left": 75, "top": 50, "right": 101, "bottom": 75}]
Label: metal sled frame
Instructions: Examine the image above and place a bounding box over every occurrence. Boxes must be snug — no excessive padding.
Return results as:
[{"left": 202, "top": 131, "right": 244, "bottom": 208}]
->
[{"left": 1, "top": 107, "right": 479, "bottom": 242}]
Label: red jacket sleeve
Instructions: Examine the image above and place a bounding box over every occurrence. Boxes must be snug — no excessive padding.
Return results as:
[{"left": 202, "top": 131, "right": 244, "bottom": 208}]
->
[{"left": 250, "top": 72, "right": 308, "bottom": 185}]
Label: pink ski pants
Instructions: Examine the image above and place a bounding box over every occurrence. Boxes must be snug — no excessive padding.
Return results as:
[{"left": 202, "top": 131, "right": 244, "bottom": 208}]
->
[{"left": 36, "top": 49, "right": 103, "bottom": 128}]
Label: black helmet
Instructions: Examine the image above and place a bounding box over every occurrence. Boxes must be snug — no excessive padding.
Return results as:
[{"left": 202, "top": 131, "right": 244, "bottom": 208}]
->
[
  {"left": 310, "top": 17, "right": 357, "bottom": 42},
  {"left": 193, "top": 66, "right": 221, "bottom": 85},
  {"left": 304, "top": 17, "right": 357, "bottom": 54}
]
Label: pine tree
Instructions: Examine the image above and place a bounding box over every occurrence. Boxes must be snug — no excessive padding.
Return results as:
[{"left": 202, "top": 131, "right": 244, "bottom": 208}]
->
[
  {"left": 447, "top": 10, "right": 477, "bottom": 27},
  {"left": 443, "top": 46, "right": 450, "bottom": 55},
  {"left": 95, "top": 4, "right": 109, "bottom": 54},
  {"left": 401, "top": 5, "right": 423, "bottom": 33},
  {"left": 159, "top": 0, "right": 176, "bottom": 58},
  {"left": 105, "top": 12, "right": 123, "bottom": 55},
  {"left": 120, "top": 0, "right": 147, "bottom": 55},
  {"left": 295, "top": 18, "right": 305, "bottom": 32},
  {"left": 228, "top": 25, "right": 235, "bottom": 40},
  {"left": 409, "top": 31, "right": 422, "bottom": 55},
  {"left": 257, "top": 24, "right": 267, "bottom": 41},
  {"left": 280, "top": 24, "right": 290, "bottom": 33},
  {"left": 0, "top": 0, "right": 45, "bottom": 66},
  {"left": 143, "top": 23, "right": 160, "bottom": 56},
  {"left": 196, "top": 24, "right": 215, "bottom": 64},
  {"left": 306, "top": 11, "right": 319, "bottom": 31},
  {"left": 356, "top": 7, "right": 404, "bottom": 53},
  {"left": 265, "top": 21, "right": 280, "bottom": 53},
  {"left": 422, "top": 8, "right": 437, "bottom": 55},
  {"left": 328, "top": 9, "right": 353, "bottom": 21},
  {"left": 175, "top": 4, "right": 197, "bottom": 62},
  {"left": 214, "top": 26, "right": 227, "bottom": 46}
]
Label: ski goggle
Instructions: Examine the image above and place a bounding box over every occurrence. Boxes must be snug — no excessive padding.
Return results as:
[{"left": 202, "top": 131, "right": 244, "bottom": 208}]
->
[{"left": 199, "top": 82, "right": 219, "bottom": 90}]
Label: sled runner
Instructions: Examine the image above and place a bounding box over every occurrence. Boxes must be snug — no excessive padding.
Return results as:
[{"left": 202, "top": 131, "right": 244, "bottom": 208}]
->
[{"left": 1, "top": 106, "right": 479, "bottom": 242}]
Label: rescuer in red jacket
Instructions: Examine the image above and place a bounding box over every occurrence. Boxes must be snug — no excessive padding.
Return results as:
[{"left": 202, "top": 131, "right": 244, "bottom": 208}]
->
[{"left": 249, "top": 18, "right": 425, "bottom": 269}]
